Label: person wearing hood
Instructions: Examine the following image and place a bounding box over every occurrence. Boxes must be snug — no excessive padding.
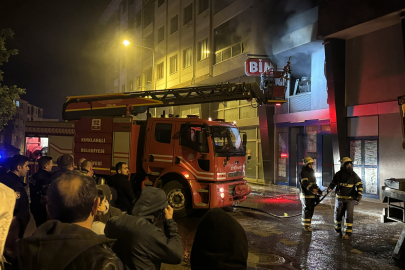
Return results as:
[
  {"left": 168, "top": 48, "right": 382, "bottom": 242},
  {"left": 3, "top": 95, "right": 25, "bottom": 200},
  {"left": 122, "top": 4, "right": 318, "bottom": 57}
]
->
[
  {"left": 328, "top": 157, "right": 363, "bottom": 239},
  {"left": 190, "top": 208, "right": 248, "bottom": 270},
  {"left": 18, "top": 171, "right": 123, "bottom": 270},
  {"left": 299, "top": 157, "right": 322, "bottom": 232},
  {"left": 105, "top": 186, "right": 183, "bottom": 270}
]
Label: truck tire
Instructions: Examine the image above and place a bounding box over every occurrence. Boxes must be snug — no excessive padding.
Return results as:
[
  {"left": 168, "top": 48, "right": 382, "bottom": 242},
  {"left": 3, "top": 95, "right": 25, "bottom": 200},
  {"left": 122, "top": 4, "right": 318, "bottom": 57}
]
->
[{"left": 163, "top": 180, "right": 193, "bottom": 217}]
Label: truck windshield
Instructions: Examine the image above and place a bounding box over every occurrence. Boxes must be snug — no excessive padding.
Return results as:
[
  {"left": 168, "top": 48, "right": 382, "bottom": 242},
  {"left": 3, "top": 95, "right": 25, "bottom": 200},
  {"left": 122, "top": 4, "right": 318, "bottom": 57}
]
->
[{"left": 210, "top": 126, "right": 243, "bottom": 153}]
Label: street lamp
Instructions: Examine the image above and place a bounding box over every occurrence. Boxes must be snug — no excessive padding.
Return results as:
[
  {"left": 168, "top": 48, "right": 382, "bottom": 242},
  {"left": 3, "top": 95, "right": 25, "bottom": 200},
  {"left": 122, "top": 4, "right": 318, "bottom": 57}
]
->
[{"left": 123, "top": 39, "right": 155, "bottom": 90}]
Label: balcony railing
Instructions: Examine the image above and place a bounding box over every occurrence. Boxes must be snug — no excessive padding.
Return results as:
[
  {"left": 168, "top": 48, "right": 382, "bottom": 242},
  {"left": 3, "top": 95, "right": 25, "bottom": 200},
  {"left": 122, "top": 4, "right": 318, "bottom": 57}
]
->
[{"left": 214, "top": 41, "right": 247, "bottom": 64}]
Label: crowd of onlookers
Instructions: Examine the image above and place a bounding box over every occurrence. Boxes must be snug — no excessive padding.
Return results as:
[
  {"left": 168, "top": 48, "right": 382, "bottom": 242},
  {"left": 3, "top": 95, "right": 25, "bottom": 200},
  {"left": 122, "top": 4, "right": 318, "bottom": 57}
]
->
[{"left": 0, "top": 154, "right": 249, "bottom": 270}]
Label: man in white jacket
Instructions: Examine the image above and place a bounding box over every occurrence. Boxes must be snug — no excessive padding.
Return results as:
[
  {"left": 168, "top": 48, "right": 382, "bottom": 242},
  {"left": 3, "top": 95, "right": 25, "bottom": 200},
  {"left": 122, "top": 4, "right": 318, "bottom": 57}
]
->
[{"left": 0, "top": 182, "right": 16, "bottom": 270}]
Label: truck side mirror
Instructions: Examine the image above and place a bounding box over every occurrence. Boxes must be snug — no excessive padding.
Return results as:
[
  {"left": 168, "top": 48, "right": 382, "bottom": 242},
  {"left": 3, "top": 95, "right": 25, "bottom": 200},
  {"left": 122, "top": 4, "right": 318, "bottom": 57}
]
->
[
  {"left": 195, "top": 131, "right": 208, "bottom": 153},
  {"left": 242, "top": 133, "right": 247, "bottom": 151}
]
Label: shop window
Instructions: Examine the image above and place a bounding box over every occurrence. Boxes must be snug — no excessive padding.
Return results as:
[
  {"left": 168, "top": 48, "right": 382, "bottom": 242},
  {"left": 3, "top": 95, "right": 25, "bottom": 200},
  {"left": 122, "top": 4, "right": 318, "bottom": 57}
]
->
[
  {"left": 170, "top": 55, "right": 178, "bottom": 74},
  {"left": 155, "top": 123, "right": 172, "bottom": 144},
  {"left": 349, "top": 139, "right": 378, "bottom": 196}
]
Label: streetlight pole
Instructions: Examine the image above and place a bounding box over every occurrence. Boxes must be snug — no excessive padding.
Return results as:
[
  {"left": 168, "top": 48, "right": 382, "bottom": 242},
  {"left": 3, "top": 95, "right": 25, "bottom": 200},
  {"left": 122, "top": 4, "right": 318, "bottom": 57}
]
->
[{"left": 123, "top": 40, "right": 155, "bottom": 91}]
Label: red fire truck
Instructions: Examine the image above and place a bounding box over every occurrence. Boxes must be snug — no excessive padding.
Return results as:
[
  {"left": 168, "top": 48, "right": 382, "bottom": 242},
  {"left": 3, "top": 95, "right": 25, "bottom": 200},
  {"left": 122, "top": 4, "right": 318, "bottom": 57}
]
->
[{"left": 25, "top": 66, "right": 289, "bottom": 216}]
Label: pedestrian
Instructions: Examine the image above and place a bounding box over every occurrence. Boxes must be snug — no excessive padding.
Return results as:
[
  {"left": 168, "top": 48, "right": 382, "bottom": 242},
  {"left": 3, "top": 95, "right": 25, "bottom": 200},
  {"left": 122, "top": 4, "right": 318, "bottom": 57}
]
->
[
  {"left": 328, "top": 157, "right": 363, "bottom": 239},
  {"left": 105, "top": 186, "right": 183, "bottom": 270},
  {"left": 0, "top": 182, "right": 17, "bottom": 270},
  {"left": 190, "top": 208, "right": 248, "bottom": 270},
  {"left": 18, "top": 171, "right": 123, "bottom": 270},
  {"left": 49, "top": 154, "right": 75, "bottom": 184},
  {"left": 81, "top": 160, "right": 94, "bottom": 178},
  {"left": 107, "top": 162, "right": 135, "bottom": 212},
  {"left": 0, "top": 155, "right": 30, "bottom": 238},
  {"left": 94, "top": 185, "right": 122, "bottom": 224},
  {"left": 30, "top": 156, "right": 53, "bottom": 227},
  {"left": 299, "top": 157, "right": 321, "bottom": 232}
]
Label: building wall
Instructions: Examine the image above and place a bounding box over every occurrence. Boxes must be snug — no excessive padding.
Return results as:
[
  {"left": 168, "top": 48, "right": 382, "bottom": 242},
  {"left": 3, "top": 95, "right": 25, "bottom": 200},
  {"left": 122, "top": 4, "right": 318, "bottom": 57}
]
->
[
  {"left": 311, "top": 48, "right": 328, "bottom": 110},
  {"left": 346, "top": 23, "right": 405, "bottom": 106}
]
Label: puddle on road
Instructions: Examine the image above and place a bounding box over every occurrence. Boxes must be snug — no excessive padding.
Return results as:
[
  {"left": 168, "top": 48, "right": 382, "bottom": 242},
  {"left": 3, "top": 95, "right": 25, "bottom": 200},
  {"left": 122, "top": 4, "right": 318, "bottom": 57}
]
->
[{"left": 248, "top": 252, "right": 286, "bottom": 267}]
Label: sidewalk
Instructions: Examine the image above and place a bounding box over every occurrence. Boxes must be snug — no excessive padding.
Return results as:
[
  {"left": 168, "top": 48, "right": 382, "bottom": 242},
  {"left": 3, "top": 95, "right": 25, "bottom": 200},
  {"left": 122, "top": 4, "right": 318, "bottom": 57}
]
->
[{"left": 247, "top": 183, "right": 385, "bottom": 218}]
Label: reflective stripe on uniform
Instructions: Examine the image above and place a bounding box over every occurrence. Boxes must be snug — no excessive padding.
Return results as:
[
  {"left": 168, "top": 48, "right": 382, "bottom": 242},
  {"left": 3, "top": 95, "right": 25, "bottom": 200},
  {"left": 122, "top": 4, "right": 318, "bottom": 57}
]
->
[
  {"left": 301, "top": 222, "right": 311, "bottom": 226},
  {"left": 302, "top": 219, "right": 311, "bottom": 221},
  {"left": 346, "top": 229, "right": 353, "bottom": 232},
  {"left": 358, "top": 192, "right": 362, "bottom": 195},
  {"left": 355, "top": 182, "right": 362, "bottom": 186},
  {"left": 301, "top": 178, "right": 308, "bottom": 181},
  {"left": 334, "top": 220, "right": 341, "bottom": 224},
  {"left": 307, "top": 183, "right": 314, "bottom": 189},
  {"left": 338, "top": 195, "right": 353, "bottom": 199},
  {"left": 339, "top": 183, "right": 354, "bottom": 188},
  {"left": 300, "top": 194, "right": 316, "bottom": 199},
  {"left": 357, "top": 188, "right": 363, "bottom": 191},
  {"left": 345, "top": 223, "right": 353, "bottom": 226},
  {"left": 335, "top": 225, "right": 341, "bottom": 229}
]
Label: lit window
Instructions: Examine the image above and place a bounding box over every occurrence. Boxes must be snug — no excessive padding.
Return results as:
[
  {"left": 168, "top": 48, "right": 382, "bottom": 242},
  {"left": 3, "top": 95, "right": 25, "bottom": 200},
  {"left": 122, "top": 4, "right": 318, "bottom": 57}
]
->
[
  {"left": 157, "top": 62, "right": 164, "bottom": 81},
  {"left": 170, "top": 55, "right": 178, "bottom": 74},
  {"left": 183, "top": 47, "right": 192, "bottom": 68},
  {"left": 198, "top": 38, "right": 209, "bottom": 61}
]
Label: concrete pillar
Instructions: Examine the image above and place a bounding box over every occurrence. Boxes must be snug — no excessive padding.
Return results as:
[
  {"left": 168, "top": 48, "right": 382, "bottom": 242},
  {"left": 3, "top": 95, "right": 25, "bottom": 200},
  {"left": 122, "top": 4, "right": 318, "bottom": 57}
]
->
[
  {"left": 324, "top": 39, "right": 346, "bottom": 173},
  {"left": 258, "top": 105, "right": 275, "bottom": 185}
]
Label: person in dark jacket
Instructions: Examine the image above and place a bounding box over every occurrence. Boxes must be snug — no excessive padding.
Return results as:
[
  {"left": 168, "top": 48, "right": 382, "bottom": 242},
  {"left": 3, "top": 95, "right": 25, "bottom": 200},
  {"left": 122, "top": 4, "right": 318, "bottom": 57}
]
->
[
  {"left": 190, "top": 208, "right": 248, "bottom": 270},
  {"left": 107, "top": 162, "right": 135, "bottom": 212},
  {"left": 299, "top": 156, "right": 321, "bottom": 232},
  {"left": 328, "top": 157, "right": 363, "bottom": 239},
  {"left": 18, "top": 171, "right": 123, "bottom": 270},
  {"left": 0, "top": 155, "right": 30, "bottom": 238},
  {"left": 105, "top": 186, "right": 183, "bottom": 270},
  {"left": 48, "top": 154, "right": 75, "bottom": 184},
  {"left": 30, "top": 156, "right": 53, "bottom": 227}
]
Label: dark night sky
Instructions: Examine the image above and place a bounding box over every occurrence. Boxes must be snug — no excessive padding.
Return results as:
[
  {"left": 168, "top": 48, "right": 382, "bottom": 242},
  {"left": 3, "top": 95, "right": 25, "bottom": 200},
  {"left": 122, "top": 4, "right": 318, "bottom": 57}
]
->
[{"left": 0, "top": 0, "right": 110, "bottom": 119}]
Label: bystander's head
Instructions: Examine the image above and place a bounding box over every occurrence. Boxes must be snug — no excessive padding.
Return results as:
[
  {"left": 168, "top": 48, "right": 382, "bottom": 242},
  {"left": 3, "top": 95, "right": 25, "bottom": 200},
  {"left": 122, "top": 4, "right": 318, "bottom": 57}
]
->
[
  {"left": 56, "top": 154, "right": 74, "bottom": 171},
  {"left": 38, "top": 156, "right": 53, "bottom": 172},
  {"left": 115, "top": 162, "right": 129, "bottom": 176},
  {"left": 76, "top": 158, "right": 86, "bottom": 171},
  {"left": 81, "top": 160, "right": 94, "bottom": 177},
  {"left": 10, "top": 155, "right": 29, "bottom": 177},
  {"left": 47, "top": 171, "right": 99, "bottom": 226}
]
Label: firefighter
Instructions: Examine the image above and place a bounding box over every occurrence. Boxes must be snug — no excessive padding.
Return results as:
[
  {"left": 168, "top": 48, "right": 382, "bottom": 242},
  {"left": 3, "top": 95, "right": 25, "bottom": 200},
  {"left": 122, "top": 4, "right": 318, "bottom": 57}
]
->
[
  {"left": 299, "top": 157, "right": 321, "bottom": 232},
  {"left": 328, "top": 157, "right": 363, "bottom": 239}
]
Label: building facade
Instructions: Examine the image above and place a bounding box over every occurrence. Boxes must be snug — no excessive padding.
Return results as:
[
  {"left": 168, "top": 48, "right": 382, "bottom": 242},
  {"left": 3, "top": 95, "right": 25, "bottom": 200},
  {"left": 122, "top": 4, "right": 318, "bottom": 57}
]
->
[{"left": 0, "top": 99, "right": 43, "bottom": 156}]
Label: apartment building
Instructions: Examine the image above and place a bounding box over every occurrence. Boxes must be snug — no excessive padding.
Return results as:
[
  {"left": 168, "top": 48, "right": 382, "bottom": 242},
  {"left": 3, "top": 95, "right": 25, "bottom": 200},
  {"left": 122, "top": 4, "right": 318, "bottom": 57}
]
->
[{"left": 0, "top": 99, "right": 43, "bottom": 155}]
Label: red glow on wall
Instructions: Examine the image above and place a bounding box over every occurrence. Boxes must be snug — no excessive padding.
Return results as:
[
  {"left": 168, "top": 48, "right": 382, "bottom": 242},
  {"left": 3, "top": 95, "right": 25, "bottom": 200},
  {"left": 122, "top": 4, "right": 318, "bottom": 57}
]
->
[{"left": 281, "top": 153, "right": 288, "bottom": 158}]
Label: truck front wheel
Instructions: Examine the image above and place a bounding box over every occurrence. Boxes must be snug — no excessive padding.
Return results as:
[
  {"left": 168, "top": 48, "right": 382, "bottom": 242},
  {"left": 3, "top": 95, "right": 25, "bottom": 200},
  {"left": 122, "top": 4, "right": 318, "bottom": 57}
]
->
[{"left": 163, "top": 180, "right": 192, "bottom": 217}]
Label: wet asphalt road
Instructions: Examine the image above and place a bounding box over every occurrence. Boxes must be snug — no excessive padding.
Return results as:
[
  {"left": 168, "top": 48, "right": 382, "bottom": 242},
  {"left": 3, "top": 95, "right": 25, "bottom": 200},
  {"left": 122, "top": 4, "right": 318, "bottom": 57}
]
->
[{"left": 162, "top": 192, "right": 405, "bottom": 270}]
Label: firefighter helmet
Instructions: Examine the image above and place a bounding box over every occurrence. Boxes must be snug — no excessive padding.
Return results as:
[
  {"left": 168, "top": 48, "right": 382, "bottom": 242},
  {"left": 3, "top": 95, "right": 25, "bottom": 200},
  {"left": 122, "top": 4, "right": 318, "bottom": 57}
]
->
[
  {"left": 340, "top": 157, "right": 352, "bottom": 165},
  {"left": 303, "top": 157, "right": 315, "bottom": 166}
]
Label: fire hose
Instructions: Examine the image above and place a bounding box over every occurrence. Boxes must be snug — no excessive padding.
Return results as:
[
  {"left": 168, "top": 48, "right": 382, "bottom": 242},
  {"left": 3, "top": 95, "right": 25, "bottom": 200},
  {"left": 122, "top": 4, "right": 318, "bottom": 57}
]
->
[{"left": 233, "top": 190, "right": 330, "bottom": 219}]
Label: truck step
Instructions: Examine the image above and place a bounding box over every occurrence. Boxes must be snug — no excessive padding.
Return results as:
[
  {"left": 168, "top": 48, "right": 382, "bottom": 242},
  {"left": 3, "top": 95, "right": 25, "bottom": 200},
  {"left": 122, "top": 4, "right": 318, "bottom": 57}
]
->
[
  {"left": 148, "top": 172, "right": 160, "bottom": 176},
  {"left": 197, "top": 189, "right": 209, "bottom": 193},
  {"left": 195, "top": 203, "right": 208, "bottom": 206}
]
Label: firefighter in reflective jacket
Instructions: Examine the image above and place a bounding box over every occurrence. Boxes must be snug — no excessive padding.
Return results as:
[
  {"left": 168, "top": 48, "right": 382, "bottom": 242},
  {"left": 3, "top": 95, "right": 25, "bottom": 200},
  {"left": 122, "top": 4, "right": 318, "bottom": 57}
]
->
[
  {"left": 328, "top": 157, "right": 363, "bottom": 239},
  {"left": 299, "top": 157, "right": 321, "bottom": 232}
]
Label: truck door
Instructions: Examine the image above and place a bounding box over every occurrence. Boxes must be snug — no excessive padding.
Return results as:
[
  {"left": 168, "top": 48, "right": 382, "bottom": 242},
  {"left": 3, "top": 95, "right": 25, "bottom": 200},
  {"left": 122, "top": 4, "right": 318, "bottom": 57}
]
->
[{"left": 146, "top": 121, "right": 175, "bottom": 172}]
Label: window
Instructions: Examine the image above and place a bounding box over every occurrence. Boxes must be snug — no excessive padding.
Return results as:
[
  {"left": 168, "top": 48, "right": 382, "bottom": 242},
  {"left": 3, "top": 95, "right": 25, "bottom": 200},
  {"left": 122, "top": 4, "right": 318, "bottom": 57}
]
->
[
  {"left": 170, "top": 14, "right": 178, "bottom": 35},
  {"left": 183, "top": 47, "right": 192, "bottom": 68},
  {"left": 143, "top": 68, "right": 152, "bottom": 86},
  {"left": 143, "top": 1, "right": 154, "bottom": 28},
  {"left": 198, "top": 0, "right": 209, "bottom": 14},
  {"left": 180, "top": 124, "right": 208, "bottom": 152},
  {"left": 170, "top": 55, "right": 178, "bottom": 74},
  {"left": 157, "top": 62, "right": 164, "bottom": 80},
  {"left": 155, "top": 123, "right": 172, "bottom": 144},
  {"left": 157, "top": 26, "right": 165, "bottom": 44},
  {"left": 121, "top": 84, "right": 126, "bottom": 92},
  {"left": 183, "top": 3, "right": 193, "bottom": 25},
  {"left": 158, "top": 0, "right": 165, "bottom": 8},
  {"left": 136, "top": 75, "right": 141, "bottom": 90},
  {"left": 120, "top": 0, "right": 127, "bottom": 14},
  {"left": 27, "top": 106, "right": 30, "bottom": 114},
  {"left": 135, "top": 11, "right": 141, "bottom": 28},
  {"left": 198, "top": 38, "right": 209, "bottom": 61},
  {"left": 16, "top": 100, "right": 19, "bottom": 107},
  {"left": 129, "top": 80, "right": 133, "bottom": 91}
]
